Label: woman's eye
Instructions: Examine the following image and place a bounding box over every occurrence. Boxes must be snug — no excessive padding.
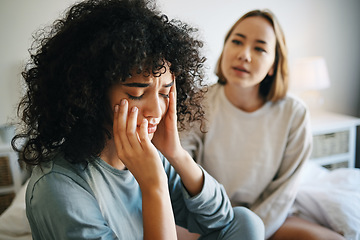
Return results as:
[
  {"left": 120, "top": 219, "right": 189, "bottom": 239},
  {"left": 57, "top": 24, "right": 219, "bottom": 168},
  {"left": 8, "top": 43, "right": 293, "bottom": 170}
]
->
[
  {"left": 255, "top": 47, "right": 266, "bottom": 53},
  {"left": 160, "top": 93, "right": 170, "bottom": 99},
  {"left": 231, "top": 39, "right": 242, "bottom": 45},
  {"left": 127, "top": 94, "right": 143, "bottom": 100}
]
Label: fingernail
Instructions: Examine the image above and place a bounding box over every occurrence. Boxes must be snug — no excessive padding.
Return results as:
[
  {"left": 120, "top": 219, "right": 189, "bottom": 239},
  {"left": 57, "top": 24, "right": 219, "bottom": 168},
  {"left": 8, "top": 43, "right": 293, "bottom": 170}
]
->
[
  {"left": 132, "top": 106, "right": 138, "bottom": 112},
  {"left": 114, "top": 105, "right": 119, "bottom": 112},
  {"left": 121, "top": 99, "right": 126, "bottom": 105}
]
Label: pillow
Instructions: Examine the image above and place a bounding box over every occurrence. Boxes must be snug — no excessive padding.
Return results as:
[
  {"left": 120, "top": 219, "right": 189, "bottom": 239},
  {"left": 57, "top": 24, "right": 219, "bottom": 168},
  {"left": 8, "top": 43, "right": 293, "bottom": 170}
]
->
[{"left": 0, "top": 180, "right": 32, "bottom": 240}]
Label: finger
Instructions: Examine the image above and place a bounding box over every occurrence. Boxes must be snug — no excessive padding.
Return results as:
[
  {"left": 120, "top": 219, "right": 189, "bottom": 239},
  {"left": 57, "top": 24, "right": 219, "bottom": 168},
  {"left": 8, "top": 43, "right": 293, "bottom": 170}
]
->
[
  {"left": 117, "top": 99, "right": 132, "bottom": 151},
  {"left": 127, "top": 106, "right": 142, "bottom": 150},
  {"left": 139, "top": 119, "right": 150, "bottom": 146},
  {"left": 171, "top": 79, "right": 177, "bottom": 100},
  {"left": 169, "top": 91, "right": 176, "bottom": 115},
  {"left": 113, "top": 104, "right": 121, "bottom": 148},
  {"left": 168, "top": 82, "right": 177, "bottom": 122}
]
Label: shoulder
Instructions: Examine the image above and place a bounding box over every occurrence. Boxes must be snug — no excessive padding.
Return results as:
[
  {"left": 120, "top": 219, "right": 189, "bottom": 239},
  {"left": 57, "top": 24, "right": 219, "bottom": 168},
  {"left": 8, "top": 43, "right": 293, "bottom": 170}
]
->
[
  {"left": 26, "top": 155, "right": 93, "bottom": 204},
  {"left": 275, "top": 93, "right": 309, "bottom": 117},
  {"left": 265, "top": 94, "right": 311, "bottom": 132},
  {"left": 29, "top": 154, "right": 86, "bottom": 181},
  {"left": 206, "top": 83, "right": 223, "bottom": 100},
  {"left": 277, "top": 94, "right": 312, "bottom": 132},
  {"left": 285, "top": 93, "right": 308, "bottom": 109},
  {"left": 202, "top": 83, "right": 224, "bottom": 114},
  {"left": 25, "top": 156, "right": 113, "bottom": 239}
]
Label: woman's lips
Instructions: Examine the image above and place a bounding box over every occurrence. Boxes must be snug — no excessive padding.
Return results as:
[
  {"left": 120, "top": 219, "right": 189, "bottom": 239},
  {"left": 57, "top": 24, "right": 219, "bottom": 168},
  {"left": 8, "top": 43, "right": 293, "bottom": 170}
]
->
[
  {"left": 147, "top": 124, "right": 157, "bottom": 134},
  {"left": 233, "top": 66, "right": 249, "bottom": 73},
  {"left": 136, "top": 123, "right": 158, "bottom": 134},
  {"left": 137, "top": 122, "right": 158, "bottom": 134}
]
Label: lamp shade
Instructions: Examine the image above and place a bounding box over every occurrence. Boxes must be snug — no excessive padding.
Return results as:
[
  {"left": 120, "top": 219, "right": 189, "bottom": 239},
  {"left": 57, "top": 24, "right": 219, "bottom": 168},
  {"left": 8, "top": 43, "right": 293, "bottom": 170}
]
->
[{"left": 291, "top": 57, "right": 330, "bottom": 91}]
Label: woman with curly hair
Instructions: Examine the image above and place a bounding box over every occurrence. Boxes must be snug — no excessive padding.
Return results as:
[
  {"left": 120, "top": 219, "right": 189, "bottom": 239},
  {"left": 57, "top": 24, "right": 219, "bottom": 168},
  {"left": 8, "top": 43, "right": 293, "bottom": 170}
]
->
[{"left": 12, "top": 0, "right": 264, "bottom": 239}]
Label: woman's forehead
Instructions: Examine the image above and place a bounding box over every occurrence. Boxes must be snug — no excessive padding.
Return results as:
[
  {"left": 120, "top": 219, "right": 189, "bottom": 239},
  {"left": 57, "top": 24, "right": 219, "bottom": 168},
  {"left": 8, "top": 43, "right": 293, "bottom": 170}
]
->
[
  {"left": 234, "top": 17, "right": 274, "bottom": 37},
  {"left": 123, "top": 69, "right": 174, "bottom": 85}
]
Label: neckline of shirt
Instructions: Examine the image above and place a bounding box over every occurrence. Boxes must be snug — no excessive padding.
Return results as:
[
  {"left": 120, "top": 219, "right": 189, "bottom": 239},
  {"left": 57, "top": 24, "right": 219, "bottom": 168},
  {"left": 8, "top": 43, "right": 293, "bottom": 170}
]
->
[{"left": 218, "top": 85, "right": 272, "bottom": 117}]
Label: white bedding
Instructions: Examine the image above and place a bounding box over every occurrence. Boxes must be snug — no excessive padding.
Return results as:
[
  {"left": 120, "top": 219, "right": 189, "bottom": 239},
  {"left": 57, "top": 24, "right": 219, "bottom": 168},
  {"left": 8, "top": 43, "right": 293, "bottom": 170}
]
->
[
  {"left": 0, "top": 180, "right": 32, "bottom": 240},
  {"left": 1, "top": 163, "right": 359, "bottom": 240},
  {"left": 293, "top": 161, "right": 360, "bottom": 240}
]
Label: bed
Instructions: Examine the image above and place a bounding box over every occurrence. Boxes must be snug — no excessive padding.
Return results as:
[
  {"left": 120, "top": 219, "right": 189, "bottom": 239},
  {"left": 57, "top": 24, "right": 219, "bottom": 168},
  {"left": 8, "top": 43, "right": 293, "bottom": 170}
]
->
[
  {"left": 0, "top": 179, "right": 31, "bottom": 240},
  {"left": 0, "top": 161, "right": 359, "bottom": 240},
  {"left": 292, "top": 161, "right": 360, "bottom": 239}
]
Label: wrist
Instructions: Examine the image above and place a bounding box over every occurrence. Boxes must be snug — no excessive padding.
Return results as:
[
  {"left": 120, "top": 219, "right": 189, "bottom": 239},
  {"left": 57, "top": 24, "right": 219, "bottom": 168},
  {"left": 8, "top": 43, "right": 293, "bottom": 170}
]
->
[
  {"left": 166, "top": 148, "right": 189, "bottom": 166},
  {"left": 141, "top": 181, "right": 169, "bottom": 198},
  {"left": 138, "top": 170, "right": 168, "bottom": 193}
]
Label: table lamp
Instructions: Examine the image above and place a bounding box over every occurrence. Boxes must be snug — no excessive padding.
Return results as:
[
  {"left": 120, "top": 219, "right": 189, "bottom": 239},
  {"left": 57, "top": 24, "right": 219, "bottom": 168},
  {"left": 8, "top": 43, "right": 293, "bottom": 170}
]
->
[{"left": 291, "top": 56, "right": 331, "bottom": 110}]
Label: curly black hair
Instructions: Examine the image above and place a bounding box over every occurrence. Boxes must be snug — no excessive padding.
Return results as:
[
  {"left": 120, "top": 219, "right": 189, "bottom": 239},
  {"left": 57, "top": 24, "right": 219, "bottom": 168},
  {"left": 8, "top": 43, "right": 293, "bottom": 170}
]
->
[{"left": 12, "top": 0, "right": 207, "bottom": 166}]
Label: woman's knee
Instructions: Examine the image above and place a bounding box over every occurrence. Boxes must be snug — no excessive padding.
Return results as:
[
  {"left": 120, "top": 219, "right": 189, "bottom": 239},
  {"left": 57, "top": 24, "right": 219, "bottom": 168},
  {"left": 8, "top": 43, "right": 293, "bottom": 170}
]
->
[
  {"left": 217, "top": 206, "right": 264, "bottom": 240},
  {"left": 269, "top": 216, "right": 345, "bottom": 240},
  {"left": 232, "top": 206, "right": 264, "bottom": 232}
]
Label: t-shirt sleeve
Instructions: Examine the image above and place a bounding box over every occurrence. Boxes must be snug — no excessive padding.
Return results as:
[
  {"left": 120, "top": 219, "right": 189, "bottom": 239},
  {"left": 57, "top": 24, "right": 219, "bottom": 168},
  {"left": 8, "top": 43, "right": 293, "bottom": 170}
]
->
[
  {"left": 164, "top": 156, "right": 233, "bottom": 235},
  {"left": 251, "top": 102, "right": 313, "bottom": 238},
  {"left": 26, "top": 172, "right": 117, "bottom": 240}
]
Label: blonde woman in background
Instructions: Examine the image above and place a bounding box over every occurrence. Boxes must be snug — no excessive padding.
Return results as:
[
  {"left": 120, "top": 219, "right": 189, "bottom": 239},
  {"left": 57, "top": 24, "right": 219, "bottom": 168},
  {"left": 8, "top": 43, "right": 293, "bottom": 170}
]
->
[{"left": 181, "top": 9, "right": 345, "bottom": 240}]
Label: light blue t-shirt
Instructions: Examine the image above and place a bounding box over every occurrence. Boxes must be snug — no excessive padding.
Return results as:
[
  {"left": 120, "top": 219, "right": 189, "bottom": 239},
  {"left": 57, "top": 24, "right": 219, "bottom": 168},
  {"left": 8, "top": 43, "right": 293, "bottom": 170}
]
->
[{"left": 26, "top": 151, "right": 233, "bottom": 239}]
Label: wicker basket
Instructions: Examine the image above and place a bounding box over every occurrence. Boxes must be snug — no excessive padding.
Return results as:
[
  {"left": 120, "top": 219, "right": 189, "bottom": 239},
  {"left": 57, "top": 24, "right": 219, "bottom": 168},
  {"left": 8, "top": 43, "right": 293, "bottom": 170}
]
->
[
  {"left": 0, "top": 156, "right": 13, "bottom": 187},
  {"left": 0, "top": 192, "right": 15, "bottom": 215}
]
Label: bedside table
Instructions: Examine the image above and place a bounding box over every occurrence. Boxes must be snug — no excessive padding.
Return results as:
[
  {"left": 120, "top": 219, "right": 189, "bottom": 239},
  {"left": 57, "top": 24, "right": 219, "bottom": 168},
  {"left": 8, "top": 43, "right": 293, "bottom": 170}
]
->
[
  {"left": 309, "top": 111, "right": 360, "bottom": 169},
  {"left": 0, "top": 125, "right": 23, "bottom": 214}
]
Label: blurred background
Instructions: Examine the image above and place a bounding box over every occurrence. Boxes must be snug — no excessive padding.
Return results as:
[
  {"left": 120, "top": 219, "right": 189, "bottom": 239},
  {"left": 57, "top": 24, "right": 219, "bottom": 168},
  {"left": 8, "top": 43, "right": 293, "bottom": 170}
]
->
[{"left": 0, "top": 0, "right": 359, "bottom": 124}]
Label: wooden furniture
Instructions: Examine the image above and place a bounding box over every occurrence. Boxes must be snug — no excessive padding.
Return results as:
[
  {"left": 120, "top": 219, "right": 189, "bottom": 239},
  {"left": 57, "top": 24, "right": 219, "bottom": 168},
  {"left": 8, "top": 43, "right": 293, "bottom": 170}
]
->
[
  {"left": 310, "top": 111, "right": 360, "bottom": 169},
  {"left": 0, "top": 125, "right": 22, "bottom": 214}
]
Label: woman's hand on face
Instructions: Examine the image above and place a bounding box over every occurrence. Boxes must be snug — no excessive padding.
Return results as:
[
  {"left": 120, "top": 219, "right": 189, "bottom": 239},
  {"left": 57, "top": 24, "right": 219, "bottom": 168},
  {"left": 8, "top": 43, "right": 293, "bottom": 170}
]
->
[
  {"left": 113, "top": 99, "right": 167, "bottom": 189},
  {"left": 152, "top": 83, "right": 204, "bottom": 196},
  {"left": 152, "top": 83, "right": 185, "bottom": 162}
]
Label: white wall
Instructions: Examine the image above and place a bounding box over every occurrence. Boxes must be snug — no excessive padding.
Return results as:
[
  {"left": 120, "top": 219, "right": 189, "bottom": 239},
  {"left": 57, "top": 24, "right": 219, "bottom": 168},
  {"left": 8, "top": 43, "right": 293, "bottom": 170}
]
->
[
  {"left": 1, "top": 0, "right": 360, "bottom": 125},
  {"left": 0, "top": 0, "right": 76, "bottom": 125}
]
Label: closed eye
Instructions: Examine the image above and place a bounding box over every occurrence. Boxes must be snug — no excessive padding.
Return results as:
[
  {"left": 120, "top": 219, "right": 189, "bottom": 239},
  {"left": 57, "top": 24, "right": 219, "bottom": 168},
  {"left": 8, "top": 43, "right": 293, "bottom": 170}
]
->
[
  {"left": 160, "top": 93, "right": 170, "bottom": 98},
  {"left": 127, "top": 93, "right": 144, "bottom": 100},
  {"left": 160, "top": 80, "right": 173, "bottom": 98},
  {"left": 127, "top": 92, "right": 169, "bottom": 100}
]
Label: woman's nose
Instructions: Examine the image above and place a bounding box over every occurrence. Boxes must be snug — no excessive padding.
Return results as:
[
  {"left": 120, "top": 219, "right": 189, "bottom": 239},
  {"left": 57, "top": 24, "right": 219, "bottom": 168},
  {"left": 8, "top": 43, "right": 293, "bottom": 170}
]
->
[
  {"left": 142, "top": 95, "right": 162, "bottom": 119},
  {"left": 237, "top": 47, "right": 252, "bottom": 62}
]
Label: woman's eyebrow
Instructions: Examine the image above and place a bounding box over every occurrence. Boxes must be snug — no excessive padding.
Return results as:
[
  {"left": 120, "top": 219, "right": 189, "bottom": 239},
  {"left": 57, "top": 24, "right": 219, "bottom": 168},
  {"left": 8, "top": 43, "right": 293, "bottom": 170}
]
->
[
  {"left": 122, "top": 82, "right": 150, "bottom": 88},
  {"left": 256, "top": 39, "right": 267, "bottom": 44},
  {"left": 123, "top": 80, "right": 174, "bottom": 88},
  {"left": 235, "top": 33, "right": 267, "bottom": 45},
  {"left": 235, "top": 33, "right": 246, "bottom": 39}
]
